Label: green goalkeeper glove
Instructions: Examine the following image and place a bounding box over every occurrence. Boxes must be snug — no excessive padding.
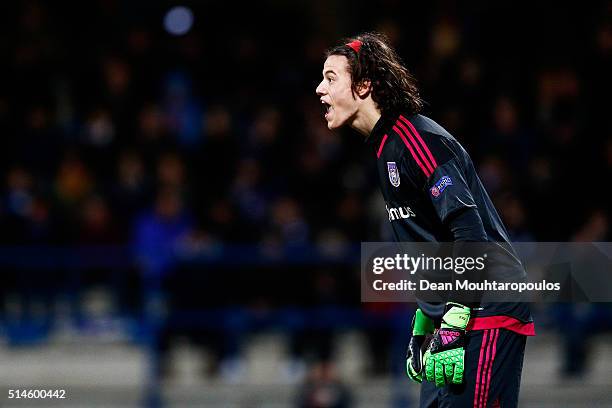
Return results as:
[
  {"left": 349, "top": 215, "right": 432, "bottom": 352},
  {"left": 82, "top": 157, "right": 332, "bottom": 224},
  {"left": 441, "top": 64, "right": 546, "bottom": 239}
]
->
[
  {"left": 423, "top": 302, "right": 471, "bottom": 387},
  {"left": 406, "top": 308, "right": 435, "bottom": 383}
]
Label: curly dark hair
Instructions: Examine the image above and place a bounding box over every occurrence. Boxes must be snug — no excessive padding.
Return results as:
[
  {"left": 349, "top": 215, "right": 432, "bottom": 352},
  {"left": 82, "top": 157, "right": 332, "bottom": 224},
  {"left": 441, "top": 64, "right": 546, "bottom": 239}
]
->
[{"left": 326, "top": 32, "right": 424, "bottom": 116}]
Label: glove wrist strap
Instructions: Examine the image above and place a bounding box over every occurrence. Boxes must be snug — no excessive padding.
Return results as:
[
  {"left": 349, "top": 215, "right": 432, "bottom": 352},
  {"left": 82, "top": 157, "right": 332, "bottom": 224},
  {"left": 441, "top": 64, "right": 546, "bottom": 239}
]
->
[{"left": 441, "top": 303, "right": 471, "bottom": 330}]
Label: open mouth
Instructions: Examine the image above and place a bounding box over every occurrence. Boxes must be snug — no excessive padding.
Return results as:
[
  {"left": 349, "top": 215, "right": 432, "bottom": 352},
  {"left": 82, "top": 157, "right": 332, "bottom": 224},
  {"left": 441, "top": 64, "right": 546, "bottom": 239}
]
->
[{"left": 321, "top": 100, "right": 332, "bottom": 118}]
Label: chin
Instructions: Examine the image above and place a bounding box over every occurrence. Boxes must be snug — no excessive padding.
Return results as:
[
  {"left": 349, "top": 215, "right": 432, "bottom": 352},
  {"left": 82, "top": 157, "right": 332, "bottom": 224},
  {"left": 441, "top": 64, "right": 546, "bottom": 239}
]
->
[{"left": 327, "top": 117, "right": 346, "bottom": 130}]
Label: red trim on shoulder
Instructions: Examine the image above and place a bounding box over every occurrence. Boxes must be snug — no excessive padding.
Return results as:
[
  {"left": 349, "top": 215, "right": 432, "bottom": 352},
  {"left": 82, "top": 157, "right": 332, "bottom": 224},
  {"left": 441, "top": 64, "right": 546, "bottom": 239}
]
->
[
  {"left": 392, "top": 125, "right": 432, "bottom": 177},
  {"left": 467, "top": 315, "right": 536, "bottom": 336},
  {"left": 394, "top": 119, "right": 435, "bottom": 175},
  {"left": 376, "top": 134, "right": 388, "bottom": 158},
  {"left": 399, "top": 115, "right": 438, "bottom": 168}
]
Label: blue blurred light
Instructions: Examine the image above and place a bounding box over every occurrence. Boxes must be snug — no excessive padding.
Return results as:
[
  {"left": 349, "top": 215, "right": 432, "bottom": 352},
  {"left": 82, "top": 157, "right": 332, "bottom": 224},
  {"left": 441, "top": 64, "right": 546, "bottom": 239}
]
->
[{"left": 163, "top": 6, "right": 194, "bottom": 36}]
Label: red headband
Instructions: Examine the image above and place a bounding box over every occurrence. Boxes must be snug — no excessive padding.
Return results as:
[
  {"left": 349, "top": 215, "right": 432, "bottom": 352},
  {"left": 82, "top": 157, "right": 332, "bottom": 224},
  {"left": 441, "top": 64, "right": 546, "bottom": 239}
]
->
[{"left": 346, "top": 40, "right": 362, "bottom": 54}]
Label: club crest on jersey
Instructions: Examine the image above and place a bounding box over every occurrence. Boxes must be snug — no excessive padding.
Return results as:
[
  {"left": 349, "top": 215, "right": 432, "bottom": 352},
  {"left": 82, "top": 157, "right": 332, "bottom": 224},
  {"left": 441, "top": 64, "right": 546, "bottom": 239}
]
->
[
  {"left": 387, "top": 162, "right": 400, "bottom": 187},
  {"left": 430, "top": 175, "right": 453, "bottom": 198}
]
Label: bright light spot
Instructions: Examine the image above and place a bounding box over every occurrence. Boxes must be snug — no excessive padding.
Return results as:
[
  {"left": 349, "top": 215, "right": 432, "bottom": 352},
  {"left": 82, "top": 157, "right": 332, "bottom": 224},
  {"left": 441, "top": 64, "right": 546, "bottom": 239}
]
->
[{"left": 163, "top": 6, "right": 194, "bottom": 36}]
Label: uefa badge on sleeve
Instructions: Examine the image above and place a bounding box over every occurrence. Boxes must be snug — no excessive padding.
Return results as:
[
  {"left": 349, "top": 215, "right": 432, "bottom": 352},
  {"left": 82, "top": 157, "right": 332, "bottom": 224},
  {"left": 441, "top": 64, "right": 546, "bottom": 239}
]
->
[
  {"left": 387, "top": 162, "right": 400, "bottom": 187},
  {"left": 430, "top": 175, "right": 453, "bottom": 198},
  {"left": 430, "top": 186, "right": 440, "bottom": 197}
]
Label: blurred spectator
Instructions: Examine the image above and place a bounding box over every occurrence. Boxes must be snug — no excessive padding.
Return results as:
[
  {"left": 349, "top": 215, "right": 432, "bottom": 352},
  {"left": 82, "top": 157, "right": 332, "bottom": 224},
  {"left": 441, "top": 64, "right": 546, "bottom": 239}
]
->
[
  {"left": 196, "top": 104, "right": 238, "bottom": 200},
  {"left": 132, "top": 188, "right": 193, "bottom": 279},
  {"left": 203, "top": 198, "right": 243, "bottom": 242},
  {"left": 497, "top": 193, "right": 535, "bottom": 242},
  {"left": 572, "top": 210, "right": 610, "bottom": 243},
  {"left": 334, "top": 193, "right": 367, "bottom": 239},
  {"left": 78, "top": 195, "right": 120, "bottom": 244},
  {"left": 83, "top": 108, "right": 115, "bottom": 148},
  {"left": 556, "top": 210, "right": 611, "bottom": 377},
  {"left": 24, "top": 196, "right": 55, "bottom": 244},
  {"left": 1, "top": 167, "right": 57, "bottom": 244},
  {"left": 477, "top": 155, "right": 511, "bottom": 196},
  {"left": 162, "top": 72, "right": 203, "bottom": 148},
  {"left": 157, "top": 152, "right": 187, "bottom": 190},
  {"left": 4, "top": 166, "right": 34, "bottom": 219},
  {"left": 13, "top": 105, "right": 61, "bottom": 178},
  {"left": 295, "top": 362, "right": 352, "bottom": 408},
  {"left": 481, "top": 96, "right": 532, "bottom": 172},
  {"left": 55, "top": 153, "right": 93, "bottom": 207},
  {"left": 111, "top": 150, "right": 152, "bottom": 236},
  {"left": 231, "top": 158, "right": 268, "bottom": 227},
  {"left": 269, "top": 196, "right": 310, "bottom": 245}
]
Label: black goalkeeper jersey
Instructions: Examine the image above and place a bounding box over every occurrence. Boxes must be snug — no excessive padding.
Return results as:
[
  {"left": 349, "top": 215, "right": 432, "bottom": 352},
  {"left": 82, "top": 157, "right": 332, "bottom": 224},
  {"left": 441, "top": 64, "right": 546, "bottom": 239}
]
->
[{"left": 367, "top": 112, "right": 533, "bottom": 329}]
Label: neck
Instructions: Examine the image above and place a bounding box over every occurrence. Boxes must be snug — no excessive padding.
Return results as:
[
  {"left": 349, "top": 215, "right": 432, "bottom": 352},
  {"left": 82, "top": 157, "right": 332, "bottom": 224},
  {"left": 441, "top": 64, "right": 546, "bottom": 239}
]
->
[{"left": 350, "top": 101, "right": 381, "bottom": 137}]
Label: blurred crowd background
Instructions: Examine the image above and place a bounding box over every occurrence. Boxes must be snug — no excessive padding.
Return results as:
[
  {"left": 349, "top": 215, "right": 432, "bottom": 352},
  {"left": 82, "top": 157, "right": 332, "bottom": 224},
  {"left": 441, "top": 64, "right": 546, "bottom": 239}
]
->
[{"left": 0, "top": 0, "right": 611, "bottom": 406}]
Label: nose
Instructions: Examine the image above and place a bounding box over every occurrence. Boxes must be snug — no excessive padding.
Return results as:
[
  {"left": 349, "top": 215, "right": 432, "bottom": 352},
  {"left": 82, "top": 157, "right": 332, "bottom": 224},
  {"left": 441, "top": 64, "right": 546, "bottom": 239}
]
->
[{"left": 315, "top": 80, "right": 326, "bottom": 96}]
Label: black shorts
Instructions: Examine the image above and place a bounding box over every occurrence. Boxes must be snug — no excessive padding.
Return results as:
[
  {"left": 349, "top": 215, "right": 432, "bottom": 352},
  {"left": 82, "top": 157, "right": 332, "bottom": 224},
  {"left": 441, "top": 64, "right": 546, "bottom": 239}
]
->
[{"left": 419, "top": 328, "right": 527, "bottom": 408}]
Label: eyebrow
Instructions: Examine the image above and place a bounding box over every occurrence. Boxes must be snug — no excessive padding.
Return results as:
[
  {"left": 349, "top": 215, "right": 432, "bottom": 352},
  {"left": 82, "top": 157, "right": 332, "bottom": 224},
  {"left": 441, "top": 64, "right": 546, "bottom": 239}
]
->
[{"left": 323, "top": 69, "right": 337, "bottom": 76}]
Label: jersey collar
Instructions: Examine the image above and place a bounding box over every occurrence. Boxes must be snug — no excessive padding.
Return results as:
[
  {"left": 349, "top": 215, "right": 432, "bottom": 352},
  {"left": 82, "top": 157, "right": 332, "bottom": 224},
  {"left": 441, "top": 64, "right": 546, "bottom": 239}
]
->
[{"left": 366, "top": 111, "right": 399, "bottom": 149}]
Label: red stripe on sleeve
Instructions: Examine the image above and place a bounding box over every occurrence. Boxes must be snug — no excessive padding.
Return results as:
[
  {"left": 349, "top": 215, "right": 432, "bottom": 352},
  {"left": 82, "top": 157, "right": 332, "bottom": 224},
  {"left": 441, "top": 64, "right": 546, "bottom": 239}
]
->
[
  {"left": 399, "top": 115, "right": 438, "bottom": 168},
  {"left": 395, "top": 119, "right": 435, "bottom": 175},
  {"left": 392, "top": 126, "right": 431, "bottom": 178},
  {"left": 377, "top": 134, "right": 388, "bottom": 158}
]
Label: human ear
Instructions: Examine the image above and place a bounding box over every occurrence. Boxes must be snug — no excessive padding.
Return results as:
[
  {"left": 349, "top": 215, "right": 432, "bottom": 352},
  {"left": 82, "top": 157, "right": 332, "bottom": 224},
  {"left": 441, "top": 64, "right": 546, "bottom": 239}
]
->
[{"left": 356, "top": 79, "right": 372, "bottom": 98}]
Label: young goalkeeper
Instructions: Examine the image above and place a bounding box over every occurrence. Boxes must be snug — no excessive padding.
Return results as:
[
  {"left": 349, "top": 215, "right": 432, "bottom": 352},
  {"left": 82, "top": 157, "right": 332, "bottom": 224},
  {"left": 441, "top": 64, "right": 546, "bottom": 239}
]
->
[{"left": 315, "top": 32, "right": 535, "bottom": 407}]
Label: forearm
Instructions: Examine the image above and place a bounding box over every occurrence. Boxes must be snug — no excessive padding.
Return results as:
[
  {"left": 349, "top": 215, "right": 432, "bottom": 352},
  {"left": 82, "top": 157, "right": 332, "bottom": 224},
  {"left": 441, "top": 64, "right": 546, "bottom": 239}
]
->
[{"left": 446, "top": 207, "right": 487, "bottom": 307}]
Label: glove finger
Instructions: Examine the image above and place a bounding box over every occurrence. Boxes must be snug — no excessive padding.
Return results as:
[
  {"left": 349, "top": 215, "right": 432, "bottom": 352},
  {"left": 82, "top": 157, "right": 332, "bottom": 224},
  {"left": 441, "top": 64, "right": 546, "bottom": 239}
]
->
[
  {"left": 444, "top": 360, "right": 454, "bottom": 382},
  {"left": 452, "top": 353, "right": 464, "bottom": 385},
  {"left": 424, "top": 351, "right": 434, "bottom": 382},
  {"left": 434, "top": 358, "right": 445, "bottom": 387}
]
